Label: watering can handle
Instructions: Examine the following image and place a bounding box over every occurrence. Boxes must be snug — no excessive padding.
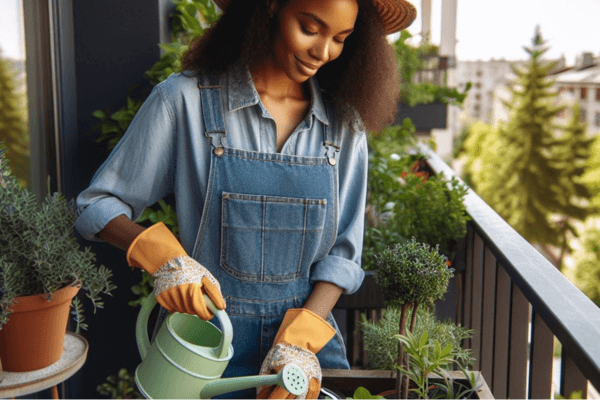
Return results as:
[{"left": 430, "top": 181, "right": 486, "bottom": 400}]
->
[{"left": 136, "top": 292, "right": 232, "bottom": 360}]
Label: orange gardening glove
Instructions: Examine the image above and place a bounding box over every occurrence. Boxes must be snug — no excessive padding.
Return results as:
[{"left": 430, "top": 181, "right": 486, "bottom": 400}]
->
[
  {"left": 257, "top": 309, "right": 336, "bottom": 399},
  {"left": 126, "top": 222, "right": 225, "bottom": 320}
]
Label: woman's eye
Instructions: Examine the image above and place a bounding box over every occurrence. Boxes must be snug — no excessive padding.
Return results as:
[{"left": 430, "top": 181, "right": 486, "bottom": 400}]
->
[
  {"left": 334, "top": 37, "right": 345, "bottom": 44},
  {"left": 301, "top": 25, "right": 317, "bottom": 36}
]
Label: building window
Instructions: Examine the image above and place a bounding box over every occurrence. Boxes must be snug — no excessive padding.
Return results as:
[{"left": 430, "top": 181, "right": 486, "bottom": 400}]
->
[
  {"left": 581, "top": 87, "right": 588, "bottom": 100},
  {"left": 595, "top": 112, "right": 600, "bottom": 127},
  {"left": 476, "top": 70, "right": 483, "bottom": 77},
  {"left": 581, "top": 108, "right": 587, "bottom": 123},
  {"left": 475, "top": 82, "right": 482, "bottom": 89},
  {"left": 475, "top": 94, "right": 481, "bottom": 100},
  {"left": 596, "top": 88, "right": 600, "bottom": 102}
]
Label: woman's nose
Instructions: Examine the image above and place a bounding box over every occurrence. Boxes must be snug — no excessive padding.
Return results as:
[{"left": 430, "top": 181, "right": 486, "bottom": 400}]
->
[{"left": 310, "top": 39, "right": 331, "bottom": 62}]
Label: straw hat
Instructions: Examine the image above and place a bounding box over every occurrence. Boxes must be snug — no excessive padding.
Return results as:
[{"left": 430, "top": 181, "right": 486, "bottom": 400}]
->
[{"left": 212, "top": 0, "right": 417, "bottom": 34}]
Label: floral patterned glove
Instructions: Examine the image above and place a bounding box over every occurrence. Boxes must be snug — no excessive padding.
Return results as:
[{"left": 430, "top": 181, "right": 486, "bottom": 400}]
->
[
  {"left": 127, "top": 222, "right": 225, "bottom": 320},
  {"left": 257, "top": 309, "right": 336, "bottom": 399}
]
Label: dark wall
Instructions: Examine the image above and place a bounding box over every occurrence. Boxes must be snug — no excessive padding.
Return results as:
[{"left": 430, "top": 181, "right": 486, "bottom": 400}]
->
[{"left": 64, "top": 1, "right": 168, "bottom": 398}]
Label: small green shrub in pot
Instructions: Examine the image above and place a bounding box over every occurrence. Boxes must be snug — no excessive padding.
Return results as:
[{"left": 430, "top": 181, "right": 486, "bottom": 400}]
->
[
  {"left": 362, "top": 306, "right": 473, "bottom": 371},
  {"left": 374, "top": 238, "right": 453, "bottom": 397},
  {"left": 0, "top": 141, "right": 116, "bottom": 330}
]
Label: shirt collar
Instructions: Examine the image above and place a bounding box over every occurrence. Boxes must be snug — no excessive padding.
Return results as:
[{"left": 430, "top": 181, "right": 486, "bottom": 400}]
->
[{"left": 226, "top": 60, "right": 330, "bottom": 126}]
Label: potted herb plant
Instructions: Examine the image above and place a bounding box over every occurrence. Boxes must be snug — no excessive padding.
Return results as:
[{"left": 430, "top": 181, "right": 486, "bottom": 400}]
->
[
  {"left": 373, "top": 238, "right": 453, "bottom": 397},
  {"left": 324, "top": 239, "right": 493, "bottom": 399},
  {"left": 0, "top": 142, "right": 115, "bottom": 372}
]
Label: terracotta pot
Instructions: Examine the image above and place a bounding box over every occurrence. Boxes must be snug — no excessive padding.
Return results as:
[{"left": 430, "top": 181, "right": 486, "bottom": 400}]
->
[{"left": 0, "top": 285, "right": 80, "bottom": 372}]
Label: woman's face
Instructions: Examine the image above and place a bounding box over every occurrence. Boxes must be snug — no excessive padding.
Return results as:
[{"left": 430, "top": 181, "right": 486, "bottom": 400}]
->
[{"left": 271, "top": 0, "right": 359, "bottom": 83}]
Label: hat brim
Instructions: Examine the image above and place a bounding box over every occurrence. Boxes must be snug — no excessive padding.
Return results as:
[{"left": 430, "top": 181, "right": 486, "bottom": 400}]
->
[{"left": 213, "top": 0, "right": 416, "bottom": 34}]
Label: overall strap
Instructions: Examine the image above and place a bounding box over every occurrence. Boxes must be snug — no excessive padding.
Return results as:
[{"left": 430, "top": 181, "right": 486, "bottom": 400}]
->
[
  {"left": 323, "top": 105, "right": 340, "bottom": 166},
  {"left": 198, "top": 75, "right": 227, "bottom": 155}
]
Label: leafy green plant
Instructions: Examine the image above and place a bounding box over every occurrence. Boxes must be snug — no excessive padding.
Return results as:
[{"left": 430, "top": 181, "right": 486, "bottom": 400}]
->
[
  {"left": 394, "top": 31, "right": 471, "bottom": 107},
  {"left": 0, "top": 142, "right": 116, "bottom": 329},
  {"left": 364, "top": 153, "right": 470, "bottom": 270},
  {"left": 374, "top": 238, "right": 453, "bottom": 397},
  {"left": 362, "top": 306, "right": 473, "bottom": 371},
  {"left": 395, "top": 331, "right": 482, "bottom": 399},
  {"left": 97, "top": 367, "right": 143, "bottom": 399},
  {"left": 347, "top": 386, "right": 385, "bottom": 399}
]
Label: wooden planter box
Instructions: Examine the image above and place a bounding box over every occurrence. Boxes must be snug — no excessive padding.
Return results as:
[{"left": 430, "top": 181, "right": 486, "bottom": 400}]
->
[
  {"left": 395, "top": 103, "right": 448, "bottom": 131},
  {"left": 322, "top": 369, "right": 493, "bottom": 399}
]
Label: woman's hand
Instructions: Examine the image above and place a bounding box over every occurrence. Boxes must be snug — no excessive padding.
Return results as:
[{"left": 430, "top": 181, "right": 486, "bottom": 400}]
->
[
  {"left": 126, "top": 222, "right": 226, "bottom": 319},
  {"left": 257, "top": 308, "right": 335, "bottom": 399}
]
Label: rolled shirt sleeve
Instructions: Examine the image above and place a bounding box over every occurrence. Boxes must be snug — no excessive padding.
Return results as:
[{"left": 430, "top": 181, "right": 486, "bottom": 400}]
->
[
  {"left": 75, "top": 83, "right": 177, "bottom": 241},
  {"left": 309, "top": 130, "right": 368, "bottom": 295}
]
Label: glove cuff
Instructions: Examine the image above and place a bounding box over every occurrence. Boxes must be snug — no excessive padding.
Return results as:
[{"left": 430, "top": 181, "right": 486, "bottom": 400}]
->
[
  {"left": 274, "top": 308, "right": 336, "bottom": 354},
  {"left": 126, "top": 222, "right": 187, "bottom": 274}
]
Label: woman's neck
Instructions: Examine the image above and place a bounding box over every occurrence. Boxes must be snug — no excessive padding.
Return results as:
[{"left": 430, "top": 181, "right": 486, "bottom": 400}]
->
[{"left": 249, "top": 60, "right": 309, "bottom": 102}]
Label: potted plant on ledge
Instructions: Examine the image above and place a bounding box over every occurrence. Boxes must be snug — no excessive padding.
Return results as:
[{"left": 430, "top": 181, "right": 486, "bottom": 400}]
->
[
  {"left": 0, "top": 142, "right": 115, "bottom": 372},
  {"left": 323, "top": 239, "right": 492, "bottom": 399}
]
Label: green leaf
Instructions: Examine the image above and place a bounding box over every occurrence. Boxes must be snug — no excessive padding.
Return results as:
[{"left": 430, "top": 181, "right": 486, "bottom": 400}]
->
[{"left": 92, "top": 110, "right": 107, "bottom": 119}]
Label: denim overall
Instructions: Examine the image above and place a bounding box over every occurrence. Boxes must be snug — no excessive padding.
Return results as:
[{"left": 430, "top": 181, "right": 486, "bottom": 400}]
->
[{"left": 185, "top": 76, "right": 350, "bottom": 397}]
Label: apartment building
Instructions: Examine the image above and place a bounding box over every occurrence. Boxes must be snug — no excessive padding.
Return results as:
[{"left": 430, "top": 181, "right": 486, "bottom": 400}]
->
[
  {"left": 553, "top": 58, "right": 600, "bottom": 136},
  {"left": 455, "top": 59, "right": 517, "bottom": 125}
]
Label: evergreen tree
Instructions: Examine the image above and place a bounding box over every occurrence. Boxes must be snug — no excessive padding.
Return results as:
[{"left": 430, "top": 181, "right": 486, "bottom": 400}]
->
[
  {"left": 553, "top": 102, "right": 593, "bottom": 268},
  {"left": 471, "top": 26, "right": 577, "bottom": 248},
  {"left": 461, "top": 120, "right": 499, "bottom": 190},
  {"left": 582, "top": 134, "right": 600, "bottom": 211},
  {"left": 573, "top": 226, "right": 600, "bottom": 307},
  {"left": 0, "top": 50, "right": 29, "bottom": 187}
]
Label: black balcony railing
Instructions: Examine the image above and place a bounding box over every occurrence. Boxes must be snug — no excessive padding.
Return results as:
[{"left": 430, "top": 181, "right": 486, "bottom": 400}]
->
[
  {"left": 424, "top": 146, "right": 600, "bottom": 399},
  {"left": 334, "top": 146, "right": 600, "bottom": 399}
]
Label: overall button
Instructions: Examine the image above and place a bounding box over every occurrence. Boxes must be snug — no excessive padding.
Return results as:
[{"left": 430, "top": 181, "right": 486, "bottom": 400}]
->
[
  {"left": 214, "top": 147, "right": 224, "bottom": 157},
  {"left": 328, "top": 158, "right": 336, "bottom": 166}
]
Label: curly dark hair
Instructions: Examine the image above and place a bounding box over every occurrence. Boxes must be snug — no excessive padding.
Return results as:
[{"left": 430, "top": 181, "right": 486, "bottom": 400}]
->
[{"left": 182, "top": 0, "right": 399, "bottom": 132}]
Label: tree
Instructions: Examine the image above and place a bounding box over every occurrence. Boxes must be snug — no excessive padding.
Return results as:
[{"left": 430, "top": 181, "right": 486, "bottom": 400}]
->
[
  {"left": 582, "top": 133, "right": 600, "bottom": 211},
  {"left": 460, "top": 120, "right": 499, "bottom": 189},
  {"left": 573, "top": 226, "right": 600, "bottom": 307},
  {"left": 0, "top": 51, "right": 29, "bottom": 187},
  {"left": 470, "top": 26, "right": 584, "bottom": 249},
  {"left": 553, "top": 101, "right": 593, "bottom": 268}
]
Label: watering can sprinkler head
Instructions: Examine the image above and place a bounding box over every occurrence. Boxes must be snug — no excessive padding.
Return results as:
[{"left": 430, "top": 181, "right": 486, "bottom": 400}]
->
[{"left": 199, "top": 364, "right": 308, "bottom": 399}]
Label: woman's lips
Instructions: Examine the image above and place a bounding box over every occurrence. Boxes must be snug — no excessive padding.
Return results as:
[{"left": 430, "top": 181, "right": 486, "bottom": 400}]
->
[{"left": 294, "top": 56, "right": 320, "bottom": 75}]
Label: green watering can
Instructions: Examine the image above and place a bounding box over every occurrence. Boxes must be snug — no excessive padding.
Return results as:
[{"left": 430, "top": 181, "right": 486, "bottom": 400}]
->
[{"left": 135, "top": 293, "right": 308, "bottom": 399}]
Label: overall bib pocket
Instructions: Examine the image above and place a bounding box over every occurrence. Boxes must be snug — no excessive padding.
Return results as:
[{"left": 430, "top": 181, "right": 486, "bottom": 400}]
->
[{"left": 220, "top": 192, "right": 327, "bottom": 282}]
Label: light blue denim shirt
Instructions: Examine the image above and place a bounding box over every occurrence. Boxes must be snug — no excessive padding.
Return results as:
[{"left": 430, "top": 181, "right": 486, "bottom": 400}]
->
[{"left": 75, "top": 62, "right": 367, "bottom": 294}]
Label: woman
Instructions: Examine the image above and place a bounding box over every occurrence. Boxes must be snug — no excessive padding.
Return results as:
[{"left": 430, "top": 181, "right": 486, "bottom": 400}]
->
[{"left": 75, "top": 0, "right": 415, "bottom": 398}]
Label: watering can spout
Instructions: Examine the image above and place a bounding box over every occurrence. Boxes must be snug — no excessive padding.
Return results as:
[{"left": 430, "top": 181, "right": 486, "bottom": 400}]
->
[{"left": 199, "top": 364, "right": 308, "bottom": 399}]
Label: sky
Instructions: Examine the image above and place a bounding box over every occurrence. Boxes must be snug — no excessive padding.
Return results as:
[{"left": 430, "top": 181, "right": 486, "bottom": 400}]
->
[
  {"left": 1, "top": 0, "right": 599, "bottom": 65},
  {"left": 407, "top": 0, "right": 600, "bottom": 64}
]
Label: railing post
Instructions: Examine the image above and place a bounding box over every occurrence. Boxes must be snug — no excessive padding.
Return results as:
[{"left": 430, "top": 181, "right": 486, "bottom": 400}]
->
[
  {"left": 470, "top": 234, "right": 485, "bottom": 370},
  {"left": 492, "top": 265, "right": 511, "bottom": 399},
  {"left": 508, "top": 284, "right": 530, "bottom": 399},
  {"left": 462, "top": 224, "right": 475, "bottom": 350},
  {"left": 480, "top": 247, "right": 497, "bottom": 387},
  {"left": 529, "top": 311, "right": 554, "bottom": 399},
  {"left": 561, "top": 348, "right": 588, "bottom": 398}
]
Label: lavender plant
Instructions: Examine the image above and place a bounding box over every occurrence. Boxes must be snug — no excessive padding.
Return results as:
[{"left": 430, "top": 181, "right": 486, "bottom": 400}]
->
[{"left": 0, "top": 142, "right": 116, "bottom": 329}]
